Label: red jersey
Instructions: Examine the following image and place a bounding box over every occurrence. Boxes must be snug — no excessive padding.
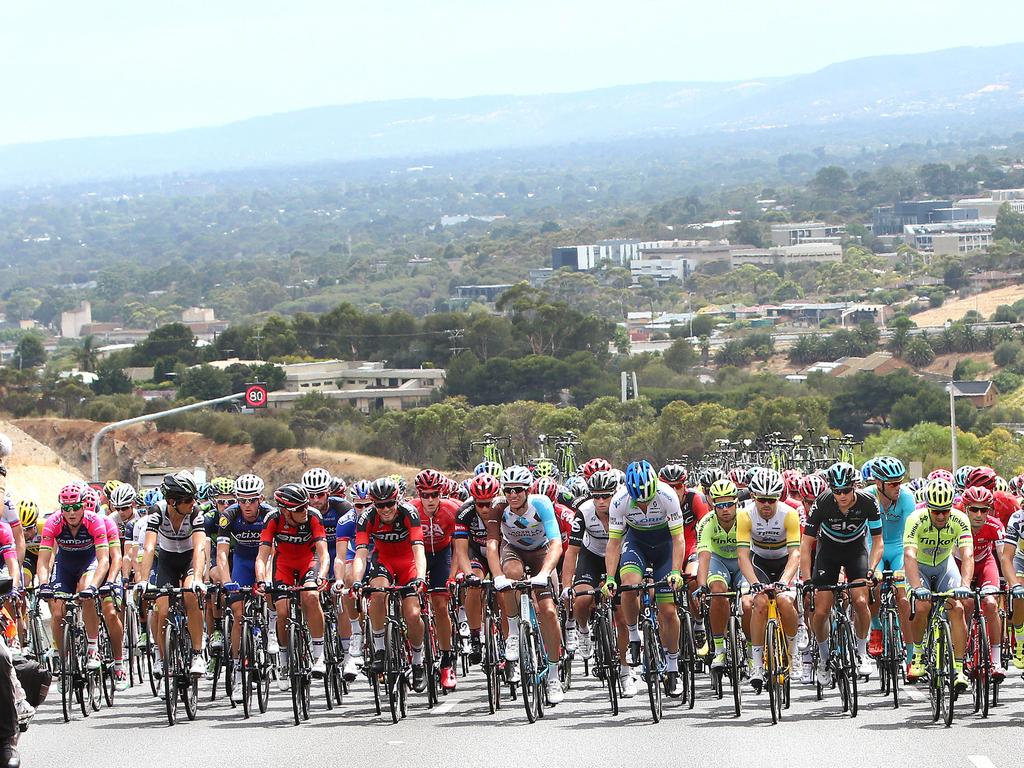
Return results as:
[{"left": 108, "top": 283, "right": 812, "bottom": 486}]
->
[
  {"left": 260, "top": 510, "right": 325, "bottom": 571},
  {"left": 993, "top": 491, "right": 1020, "bottom": 527},
  {"left": 970, "top": 515, "right": 1006, "bottom": 563},
  {"left": 408, "top": 498, "right": 463, "bottom": 554},
  {"left": 554, "top": 503, "right": 576, "bottom": 546},
  {"left": 355, "top": 502, "right": 423, "bottom": 563},
  {"left": 680, "top": 489, "right": 710, "bottom": 558}
]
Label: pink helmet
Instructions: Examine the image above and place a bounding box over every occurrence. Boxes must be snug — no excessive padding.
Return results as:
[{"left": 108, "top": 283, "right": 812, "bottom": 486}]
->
[
  {"left": 58, "top": 482, "right": 85, "bottom": 506},
  {"left": 928, "top": 469, "right": 954, "bottom": 484},
  {"left": 81, "top": 487, "right": 100, "bottom": 513}
]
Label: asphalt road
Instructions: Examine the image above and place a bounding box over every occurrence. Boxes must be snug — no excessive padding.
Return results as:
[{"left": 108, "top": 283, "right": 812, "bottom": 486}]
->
[{"left": 20, "top": 660, "right": 1023, "bottom": 768}]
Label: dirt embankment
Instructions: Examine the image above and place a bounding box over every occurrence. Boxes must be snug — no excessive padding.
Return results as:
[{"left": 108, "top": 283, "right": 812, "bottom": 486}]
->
[
  {"left": 0, "top": 419, "right": 87, "bottom": 510},
  {"left": 14, "top": 418, "right": 422, "bottom": 493}
]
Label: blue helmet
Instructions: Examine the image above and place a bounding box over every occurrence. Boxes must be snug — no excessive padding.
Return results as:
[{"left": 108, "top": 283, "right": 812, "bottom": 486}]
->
[
  {"left": 860, "top": 459, "right": 877, "bottom": 483},
  {"left": 143, "top": 488, "right": 164, "bottom": 506},
  {"left": 349, "top": 479, "right": 372, "bottom": 502},
  {"left": 870, "top": 456, "right": 906, "bottom": 483},
  {"left": 625, "top": 460, "right": 658, "bottom": 503},
  {"left": 826, "top": 462, "right": 857, "bottom": 491},
  {"left": 474, "top": 460, "right": 503, "bottom": 477}
]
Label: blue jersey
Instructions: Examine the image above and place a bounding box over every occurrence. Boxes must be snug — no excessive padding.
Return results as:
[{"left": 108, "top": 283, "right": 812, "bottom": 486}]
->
[
  {"left": 866, "top": 485, "right": 916, "bottom": 565},
  {"left": 336, "top": 509, "right": 359, "bottom": 562},
  {"left": 217, "top": 503, "right": 273, "bottom": 563}
]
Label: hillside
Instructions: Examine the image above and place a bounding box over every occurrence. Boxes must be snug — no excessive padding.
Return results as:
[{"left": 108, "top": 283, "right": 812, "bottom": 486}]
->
[
  {"left": 3, "top": 43, "right": 1024, "bottom": 186},
  {"left": 13, "top": 419, "right": 426, "bottom": 494},
  {"left": 910, "top": 285, "right": 1024, "bottom": 327},
  {"left": 0, "top": 419, "right": 86, "bottom": 510}
]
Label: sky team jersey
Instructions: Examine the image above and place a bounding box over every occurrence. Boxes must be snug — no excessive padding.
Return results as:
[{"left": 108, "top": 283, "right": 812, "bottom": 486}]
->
[
  {"left": 608, "top": 484, "right": 684, "bottom": 539},
  {"left": 866, "top": 486, "right": 917, "bottom": 552},
  {"left": 568, "top": 500, "right": 610, "bottom": 557},
  {"left": 804, "top": 491, "right": 881, "bottom": 546},
  {"left": 696, "top": 514, "right": 738, "bottom": 559},
  {"left": 736, "top": 501, "right": 800, "bottom": 560},
  {"left": 965, "top": 515, "right": 1004, "bottom": 563},
  {"left": 40, "top": 510, "right": 109, "bottom": 560},
  {"left": 355, "top": 502, "right": 423, "bottom": 559},
  {"left": 408, "top": 497, "right": 462, "bottom": 553},
  {"left": 498, "top": 494, "right": 560, "bottom": 551},
  {"left": 903, "top": 508, "right": 972, "bottom": 567}
]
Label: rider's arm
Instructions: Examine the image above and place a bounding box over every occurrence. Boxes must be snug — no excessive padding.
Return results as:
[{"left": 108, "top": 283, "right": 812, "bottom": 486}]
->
[
  {"left": 451, "top": 537, "right": 471, "bottom": 579},
  {"left": 90, "top": 544, "right": 110, "bottom": 590},
  {"left": 35, "top": 548, "right": 52, "bottom": 586},
  {"left": 735, "top": 509, "right": 758, "bottom": 585},
  {"left": 955, "top": 517, "right": 974, "bottom": 586},
  {"left": 483, "top": 513, "right": 503, "bottom": 580},
  {"left": 11, "top": 524, "right": 24, "bottom": 565},
  {"left": 663, "top": 488, "right": 686, "bottom": 572},
  {"left": 1000, "top": 539, "right": 1020, "bottom": 588},
  {"left": 190, "top": 528, "right": 207, "bottom": 582},
  {"left": 216, "top": 541, "right": 231, "bottom": 585},
  {"left": 139, "top": 530, "right": 158, "bottom": 586},
  {"left": 4, "top": 552, "right": 19, "bottom": 590},
  {"left": 799, "top": 535, "right": 815, "bottom": 584},
  {"left": 903, "top": 512, "right": 924, "bottom": 590},
  {"left": 413, "top": 542, "right": 427, "bottom": 582}
]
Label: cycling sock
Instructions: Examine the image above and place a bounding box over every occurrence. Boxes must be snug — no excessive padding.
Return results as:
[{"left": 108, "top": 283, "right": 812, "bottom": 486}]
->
[
  {"left": 340, "top": 637, "right": 350, "bottom": 656},
  {"left": 547, "top": 660, "right": 558, "bottom": 677},
  {"left": 751, "top": 646, "right": 764, "bottom": 671},
  {"left": 279, "top": 650, "right": 290, "bottom": 667},
  {"left": 565, "top": 618, "right": 576, "bottom": 631},
  {"left": 458, "top": 606, "right": 468, "bottom": 625},
  {"left": 441, "top": 650, "right": 454, "bottom": 667},
  {"left": 993, "top": 644, "right": 1002, "bottom": 667},
  {"left": 627, "top": 623, "right": 641, "bottom": 643},
  {"left": 114, "top": 656, "right": 123, "bottom": 665},
  {"left": 870, "top": 616, "right": 881, "bottom": 631},
  {"left": 856, "top": 635, "right": 868, "bottom": 658},
  {"left": 578, "top": 627, "right": 590, "bottom": 639},
  {"left": 786, "top": 634, "right": 797, "bottom": 661},
  {"left": 470, "top": 629, "right": 481, "bottom": 641},
  {"left": 311, "top": 637, "right": 324, "bottom": 660},
  {"left": 412, "top": 644, "right": 423, "bottom": 665},
  {"left": 87, "top": 640, "right": 98, "bottom": 654},
  {"left": 665, "top": 651, "right": 678, "bottom": 672},
  {"left": 817, "top": 639, "right": 829, "bottom": 660},
  {"left": 713, "top": 636, "right": 725, "bottom": 654},
  {"left": 372, "top": 631, "right": 385, "bottom": 652},
  {"left": 350, "top": 618, "right": 362, "bottom": 636},
  {"left": 507, "top": 616, "right": 520, "bottom": 637}
]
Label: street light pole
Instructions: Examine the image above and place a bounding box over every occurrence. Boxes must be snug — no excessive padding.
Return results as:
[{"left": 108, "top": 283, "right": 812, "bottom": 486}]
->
[{"left": 949, "top": 381, "right": 958, "bottom": 471}]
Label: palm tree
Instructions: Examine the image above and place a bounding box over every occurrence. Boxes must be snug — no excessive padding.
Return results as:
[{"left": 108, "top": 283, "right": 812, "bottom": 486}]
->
[
  {"left": 75, "top": 335, "right": 99, "bottom": 372},
  {"left": 699, "top": 335, "right": 711, "bottom": 366}
]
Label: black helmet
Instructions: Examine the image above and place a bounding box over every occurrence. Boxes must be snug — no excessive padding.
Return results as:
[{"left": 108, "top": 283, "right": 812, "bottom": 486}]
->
[
  {"left": 368, "top": 477, "right": 399, "bottom": 502},
  {"left": 274, "top": 482, "right": 309, "bottom": 510},
  {"left": 587, "top": 470, "right": 618, "bottom": 495},
  {"left": 162, "top": 471, "right": 198, "bottom": 500}
]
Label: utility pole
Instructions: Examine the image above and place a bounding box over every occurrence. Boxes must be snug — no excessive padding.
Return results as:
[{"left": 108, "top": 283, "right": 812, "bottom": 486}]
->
[
  {"left": 252, "top": 331, "right": 264, "bottom": 360},
  {"left": 949, "top": 381, "right": 959, "bottom": 471}
]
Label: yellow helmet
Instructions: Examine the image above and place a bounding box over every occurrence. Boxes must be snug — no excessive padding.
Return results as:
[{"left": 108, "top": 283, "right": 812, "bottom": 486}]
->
[
  {"left": 708, "top": 479, "right": 738, "bottom": 500},
  {"left": 925, "top": 478, "right": 955, "bottom": 509},
  {"left": 103, "top": 479, "right": 123, "bottom": 498},
  {"left": 17, "top": 499, "right": 39, "bottom": 529}
]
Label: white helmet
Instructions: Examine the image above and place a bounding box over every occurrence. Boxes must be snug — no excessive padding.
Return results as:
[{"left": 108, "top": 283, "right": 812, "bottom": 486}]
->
[
  {"left": 234, "top": 474, "right": 265, "bottom": 499},
  {"left": 748, "top": 468, "right": 785, "bottom": 499},
  {"left": 500, "top": 465, "right": 534, "bottom": 488},
  {"left": 301, "top": 467, "right": 332, "bottom": 495},
  {"left": 109, "top": 484, "right": 138, "bottom": 509}
]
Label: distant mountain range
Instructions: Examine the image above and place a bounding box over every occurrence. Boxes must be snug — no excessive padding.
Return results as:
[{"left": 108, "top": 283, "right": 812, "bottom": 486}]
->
[{"left": 3, "top": 43, "right": 1024, "bottom": 187}]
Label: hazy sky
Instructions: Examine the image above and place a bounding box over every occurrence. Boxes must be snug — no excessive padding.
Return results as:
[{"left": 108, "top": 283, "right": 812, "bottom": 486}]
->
[{"left": 3, "top": 0, "right": 1023, "bottom": 146}]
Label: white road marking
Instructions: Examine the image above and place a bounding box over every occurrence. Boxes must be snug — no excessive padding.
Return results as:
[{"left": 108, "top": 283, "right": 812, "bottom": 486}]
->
[
  {"left": 386, "top": 741, "right": 405, "bottom": 746},
  {"left": 432, "top": 698, "right": 458, "bottom": 715},
  {"left": 968, "top": 756, "right": 997, "bottom": 768}
]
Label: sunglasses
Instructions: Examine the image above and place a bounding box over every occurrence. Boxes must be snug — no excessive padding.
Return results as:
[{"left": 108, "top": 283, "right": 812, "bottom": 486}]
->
[
  {"left": 475, "top": 500, "right": 493, "bottom": 508},
  {"left": 668, "top": 483, "right": 687, "bottom": 490},
  {"left": 591, "top": 493, "right": 614, "bottom": 500},
  {"left": 753, "top": 496, "right": 778, "bottom": 504},
  {"left": 504, "top": 487, "right": 527, "bottom": 494},
  {"left": 833, "top": 487, "right": 855, "bottom": 495},
  {"left": 967, "top": 506, "right": 991, "bottom": 514},
  {"left": 928, "top": 506, "right": 951, "bottom": 515},
  {"left": 309, "top": 491, "right": 328, "bottom": 499},
  {"left": 353, "top": 502, "right": 373, "bottom": 511},
  {"left": 61, "top": 502, "right": 85, "bottom": 512},
  {"left": 238, "top": 496, "right": 261, "bottom": 504},
  {"left": 420, "top": 492, "right": 440, "bottom": 499},
  {"left": 714, "top": 500, "right": 737, "bottom": 509},
  {"left": 167, "top": 495, "right": 195, "bottom": 504},
  {"left": 214, "top": 498, "right": 235, "bottom": 506},
  {"left": 375, "top": 500, "right": 397, "bottom": 509}
]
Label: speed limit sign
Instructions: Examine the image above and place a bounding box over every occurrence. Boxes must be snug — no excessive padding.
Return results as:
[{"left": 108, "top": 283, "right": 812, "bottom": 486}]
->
[{"left": 244, "top": 383, "right": 268, "bottom": 408}]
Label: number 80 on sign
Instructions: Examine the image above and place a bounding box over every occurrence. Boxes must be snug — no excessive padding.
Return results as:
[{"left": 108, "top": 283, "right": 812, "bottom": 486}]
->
[{"left": 244, "top": 384, "right": 268, "bottom": 408}]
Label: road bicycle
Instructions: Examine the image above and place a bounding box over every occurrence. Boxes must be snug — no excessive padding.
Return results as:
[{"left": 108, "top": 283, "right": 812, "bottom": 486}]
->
[
  {"left": 558, "top": 592, "right": 576, "bottom": 691},
  {"left": 275, "top": 583, "right": 321, "bottom": 725},
  {"left": 875, "top": 570, "right": 904, "bottom": 709},
  {"left": 758, "top": 585, "right": 792, "bottom": 724},
  {"left": 479, "top": 579, "right": 508, "bottom": 714},
  {"left": 619, "top": 568, "right": 671, "bottom": 723},
  {"left": 808, "top": 581, "right": 865, "bottom": 717},
  {"left": 24, "top": 586, "right": 54, "bottom": 677},
  {"left": 206, "top": 585, "right": 233, "bottom": 704},
  {"left": 553, "top": 431, "right": 581, "bottom": 479},
  {"left": 702, "top": 588, "right": 745, "bottom": 718},
  {"left": 53, "top": 591, "right": 99, "bottom": 722},
  {"left": 578, "top": 587, "right": 619, "bottom": 716},
  {"left": 504, "top": 574, "right": 551, "bottom": 724},
  {"left": 964, "top": 587, "right": 997, "bottom": 718},
  {"left": 910, "top": 588, "right": 959, "bottom": 727},
  {"left": 674, "top": 577, "right": 700, "bottom": 710},
  {"left": 92, "top": 585, "right": 117, "bottom": 707},
  {"left": 420, "top": 588, "right": 443, "bottom": 707},
  {"left": 223, "top": 583, "right": 272, "bottom": 719},
  {"left": 121, "top": 583, "right": 143, "bottom": 687},
  {"left": 157, "top": 585, "right": 202, "bottom": 726},
  {"left": 470, "top": 433, "right": 513, "bottom": 469},
  {"left": 320, "top": 591, "right": 346, "bottom": 709},
  {"left": 361, "top": 583, "right": 419, "bottom": 723}
]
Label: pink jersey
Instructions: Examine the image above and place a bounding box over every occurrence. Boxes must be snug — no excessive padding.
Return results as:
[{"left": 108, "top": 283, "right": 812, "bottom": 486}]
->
[
  {"left": 0, "top": 521, "right": 14, "bottom": 558},
  {"left": 40, "top": 510, "right": 109, "bottom": 560},
  {"left": 102, "top": 515, "right": 121, "bottom": 549}
]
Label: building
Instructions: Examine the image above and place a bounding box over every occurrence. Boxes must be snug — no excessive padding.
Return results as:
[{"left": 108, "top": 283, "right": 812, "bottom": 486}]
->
[
  {"left": 60, "top": 301, "right": 92, "bottom": 338},
  {"left": 954, "top": 189, "right": 1024, "bottom": 219},
  {"left": 270, "top": 360, "right": 446, "bottom": 414},
  {"left": 873, "top": 201, "right": 952, "bottom": 235},
  {"left": 769, "top": 222, "right": 844, "bottom": 247},
  {"left": 948, "top": 380, "right": 998, "bottom": 408},
  {"left": 730, "top": 243, "right": 842, "bottom": 267},
  {"left": 181, "top": 307, "right": 216, "bottom": 324},
  {"left": 552, "top": 238, "right": 706, "bottom": 271},
  {"left": 454, "top": 284, "right": 513, "bottom": 303},
  {"left": 551, "top": 245, "right": 602, "bottom": 271},
  {"left": 903, "top": 220, "right": 996, "bottom": 255}
]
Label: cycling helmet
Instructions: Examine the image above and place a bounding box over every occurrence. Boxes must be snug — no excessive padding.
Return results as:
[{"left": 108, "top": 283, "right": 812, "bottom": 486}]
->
[
  {"left": 349, "top": 479, "right": 372, "bottom": 502},
  {"left": 530, "top": 477, "right": 559, "bottom": 503},
  {"left": 962, "top": 485, "right": 994, "bottom": 509},
  {"left": 1009, "top": 474, "right": 1024, "bottom": 496},
  {"left": 928, "top": 469, "right": 954, "bottom": 484},
  {"left": 728, "top": 467, "right": 748, "bottom": 487},
  {"left": 196, "top": 482, "right": 213, "bottom": 501},
  {"left": 533, "top": 458, "right": 556, "bottom": 479},
  {"left": 658, "top": 464, "right": 689, "bottom": 486},
  {"left": 329, "top": 476, "right": 347, "bottom": 497},
  {"left": 103, "top": 479, "right": 123, "bottom": 498},
  {"left": 369, "top": 477, "right": 400, "bottom": 503},
  {"left": 581, "top": 458, "right": 612, "bottom": 480},
  {"left": 468, "top": 474, "right": 501, "bottom": 501},
  {"left": 870, "top": 456, "right": 906, "bottom": 483},
  {"left": 474, "top": 460, "right": 503, "bottom": 477},
  {"left": 234, "top": 474, "right": 265, "bottom": 499},
  {"left": 387, "top": 474, "right": 408, "bottom": 499},
  {"left": 274, "top": 483, "right": 309, "bottom": 510},
  {"left": 161, "top": 470, "right": 198, "bottom": 500},
  {"left": 301, "top": 467, "right": 332, "bottom": 495},
  {"left": 782, "top": 469, "right": 802, "bottom": 495},
  {"left": 17, "top": 500, "right": 38, "bottom": 529},
  {"left": 500, "top": 465, "right": 534, "bottom": 489},
  {"left": 798, "top": 474, "right": 828, "bottom": 501},
  {"left": 143, "top": 488, "right": 163, "bottom": 506},
  {"left": 826, "top": 462, "right": 857, "bottom": 491},
  {"left": 965, "top": 465, "right": 997, "bottom": 492},
  {"left": 414, "top": 469, "right": 446, "bottom": 493},
  {"left": 587, "top": 470, "right": 618, "bottom": 495},
  {"left": 624, "top": 460, "right": 658, "bottom": 503},
  {"left": 859, "top": 459, "right": 877, "bottom": 483},
  {"left": 210, "top": 476, "right": 235, "bottom": 497},
  {"left": 109, "top": 483, "right": 138, "bottom": 510},
  {"left": 707, "top": 479, "right": 738, "bottom": 500},
  {"left": 81, "top": 487, "right": 100, "bottom": 513},
  {"left": 913, "top": 485, "right": 929, "bottom": 504},
  {"left": 748, "top": 468, "right": 785, "bottom": 499},
  {"left": 905, "top": 477, "right": 926, "bottom": 493},
  {"left": 925, "top": 478, "right": 955, "bottom": 509},
  {"left": 995, "top": 475, "right": 1010, "bottom": 494},
  {"left": 953, "top": 465, "right": 975, "bottom": 491},
  {"left": 565, "top": 476, "right": 590, "bottom": 503},
  {"left": 58, "top": 483, "right": 84, "bottom": 506},
  {"left": 699, "top": 468, "right": 726, "bottom": 491},
  {"left": 452, "top": 482, "right": 470, "bottom": 502}
]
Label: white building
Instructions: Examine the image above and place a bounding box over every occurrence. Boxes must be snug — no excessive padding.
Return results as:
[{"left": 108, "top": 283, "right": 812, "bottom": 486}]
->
[
  {"left": 271, "top": 360, "right": 446, "bottom": 413},
  {"left": 60, "top": 301, "right": 92, "bottom": 338},
  {"left": 954, "top": 189, "right": 1024, "bottom": 219},
  {"left": 730, "top": 243, "right": 842, "bottom": 266},
  {"left": 903, "top": 220, "right": 996, "bottom": 255},
  {"left": 769, "top": 222, "right": 845, "bottom": 247}
]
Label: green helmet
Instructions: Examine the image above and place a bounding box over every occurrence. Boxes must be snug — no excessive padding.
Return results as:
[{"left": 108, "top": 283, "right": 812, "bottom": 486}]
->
[{"left": 210, "top": 476, "right": 235, "bottom": 496}]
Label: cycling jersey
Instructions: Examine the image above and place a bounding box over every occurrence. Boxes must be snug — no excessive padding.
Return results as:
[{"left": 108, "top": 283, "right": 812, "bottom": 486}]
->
[
  {"left": 498, "top": 494, "right": 560, "bottom": 551},
  {"left": 867, "top": 485, "right": 916, "bottom": 553},
  {"left": 335, "top": 508, "right": 360, "bottom": 563},
  {"left": 408, "top": 497, "right": 462, "bottom": 554},
  {"left": 736, "top": 501, "right": 800, "bottom": 560},
  {"left": 146, "top": 501, "right": 206, "bottom": 554},
  {"left": 696, "top": 514, "right": 738, "bottom": 559},
  {"left": 218, "top": 503, "right": 268, "bottom": 586},
  {"left": 608, "top": 485, "right": 684, "bottom": 539},
  {"left": 568, "top": 500, "right": 609, "bottom": 557},
  {"left": 1, "top": 499, "right": 21, "bottom": 535},
  {"left": 679, "top": 490, "right": 710, "bottom": 559},
  {"left": 315, "top": 496, "right": 352, "bottom": 566},
  {"left": 966, "top": 515, "right": 1005, "bottom": 563},
  {"left": 1001, "top": 509, "right": 1024, "bottom": 571},
  {"left": 108, "top": 509, "right": 142, "bottom": 553},
  {"left": 903, "top": 508, "right": 972, "bottom": 567},
  {"left": 40, "top": 511, "right": 110, "bottom": 561},
  {"left": 261, "top": 510, "right": 326, "bottom": 584},
  {"left": 455, "top": 499, "right": 500, "bottom": 549},
  {"left": 0, "top": 521, "right": 14, "bottom": 560},
  {"left": 804, "top": 491, "right": 881, "bottom": 547}
]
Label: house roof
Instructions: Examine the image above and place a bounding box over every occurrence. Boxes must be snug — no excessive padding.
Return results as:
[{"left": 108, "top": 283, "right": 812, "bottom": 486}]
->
[{"left": 949, "top": 380, "right": 995, "bottom": 396}]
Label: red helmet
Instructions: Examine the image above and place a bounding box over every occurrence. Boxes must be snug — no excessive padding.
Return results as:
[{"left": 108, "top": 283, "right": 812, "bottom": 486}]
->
[
  {"left": 468, "top": 474, "right": 500, "bottom": 501},
  {"left": 581, "top": 458, "right": 612, "bottom": 480},
  {"left": 782, "top": 469, "right": 803, "bottom": 495},
  {"left": 414, "top": 469, "right": 446, "bottom": 493},
  {"left": 966, "top": 466, "right": 997, "bottom": 492},
  {"left": 962, "top": 485, "right": 994, "bottom": 508},
  {"left": 530, "top": 477, "right": 559, "bottom": 503},
  {"left": 798, "top": 474, "right": 828, "bottom": 501}
]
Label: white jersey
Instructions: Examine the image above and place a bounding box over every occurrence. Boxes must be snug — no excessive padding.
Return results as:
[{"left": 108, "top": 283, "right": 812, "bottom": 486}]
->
[
  {"left": 736, "top": 500, "right": 801, "bottom": 560},
  {"left": 569, "top": 500, "right": 609, "bottom": 556},
  {"left": 608, "top": 483, "right": 684, "bottom": 537}
]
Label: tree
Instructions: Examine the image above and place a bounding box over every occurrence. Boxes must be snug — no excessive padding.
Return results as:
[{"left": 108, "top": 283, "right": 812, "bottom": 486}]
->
[
  {"left": 130, "top": 323, "right": 197, "bottom": 366},
  {"left": 74, "top": 335, "right": 99, "bottom": 373},
  {"left": 994, "top": 203, "right": 1024, "bottom": 243},
  {"left": 733, "top": 220, "right": 764, "bottom": 247},
  {"left": 176, "top": 365, "right": 231, "bottom": 401},
  {"left": 91, "top": 360, "right": 134, "bottom": 395},
  {"left": 810, "top": 166, "right": 851, "bottom": 198},
  {"left": 904, "top": 337, "right": 936, "bottom": 367},
  {"left": 663, "top": 339, "right": 698, "bottom": 374},
  {"left": 11, "top": 333, "right": 45, "bottom": 369}
]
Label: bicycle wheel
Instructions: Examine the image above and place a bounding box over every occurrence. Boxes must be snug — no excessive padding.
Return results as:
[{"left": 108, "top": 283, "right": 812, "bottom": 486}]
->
[
  {"left": 240, "top": 621, "right": 253, "bottom": 719},
  {"left": 61, "top": 624, "right": 75, "bottom": 722},
  {"left": 164, "top": 622, "right": 179, "bottom": 726},
  {"left": 678, "top": 609, "right": 696, "bottom": 709},
  {"left": 146, "top": 631, "right": 159, "bottom": 698},
  {"left": 366, "top": 623, "right": 382, "bottom": 716},
  {"left": 123, "top": 604, "right": 139, "bottom": 687},
  {"left": 765, "top": 621, "right": 782, "bottom": 725},
  {"left": 976, "top": 614, "right": 991, "bottom": 718},
  {"left": 182, "top": 642, "right": 199, "bottom": 722},
  {"left": 938, "top": 621, "right": 956, "bottom": 727},
  {"left": 77, "top": 629, "right": 94, "bottom": 717},
  {"left": 222, "top": 611, "right": 235, "bottom": 706},
  {"left": 98, "top": 623, "right": 114, "bottom": 707},
  {"left": 596, "top": 612, "right": 618, "bottom": 716},
  {"left": 534, "top": 623, "right": 546, "bottom": 720},
  {"left": 289, "top": 622, "right": 304, "bottom": 725},
  {"left": 884, "top": 609, "right": 901, "bottom": 708},
  {"left": 256, "top": 620, "right": 272, "bottom": 715},
  {"left": 385, "top": 621, "right": 403, "bottom": 724},
  {"left": 519, "top": 628, "right": 537, "bottom": 723},
  {"left": 642, "top": 619, "right": 663, "bottom": 723},
  {"left": 423, "top": 615, "right": 438, "bottom": 708},
  {"left": 727, "top": 617, "right": 742, "bottom": 717},
  {"left": 484, "top": 611, "right": 500, "bottom": 714},
  {"left": 840, "top": 620, "right": 858, "bottom": 718}
]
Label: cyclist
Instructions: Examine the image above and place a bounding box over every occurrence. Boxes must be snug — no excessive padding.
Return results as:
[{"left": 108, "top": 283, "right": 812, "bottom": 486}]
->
[
  {"left": 488, "top": 465, "right": 565, "bottom": 705},
  {"left": 453, "top": 473, "right": 502, "bottom": 665},
  {"left": 408, "top": 469, "right": 462, "bottom": 691},
  {"left": 903, "top": 478, "right": 972, "bottom": 691},
  {"left": 17, "top": 501, "right": 41, "bottom": 588},
  {"left": 604, "top": 460, "right": 685, "bottom": 697},
  {"left": 800, "top": 461, "right": 882, "bottom": 681},
  {"left": 736, "top": 468, "right": 801, "bottom": 693},
  {"left": 36, "top": 483, "right": 110, "bottom": 671},
  {"left": 998, "top": 501, "right": 1024, "bottom": 668},
  {"left": 864, "top": 456, "right": 914, "bottom": 658},
  {"left": 137, "top": 471, "right": 207, "bottom": 678},
  {"left": 959, "top": 485, "right": 1006, "bottom": 679},
  {"left": 257, "top": 483, "right": 330, "bottom": 686},
  {"left": 352, "top": 477, "right": 428, "bottom": 692},
  {"left": 334, "top": 479, "right": 370, "bottom": 680},
  {"left": 203, "top": 476, "right": 236, "bottom": 651}
]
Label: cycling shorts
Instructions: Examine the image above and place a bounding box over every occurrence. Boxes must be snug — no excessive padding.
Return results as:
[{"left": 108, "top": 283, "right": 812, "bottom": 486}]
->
[
  {"left": 425, "top": 546, "right": 452, "bottom": 593},
  {"left": 367, "top": 555, "right": 418, "bottom": 588},
  {"left": 155, "top": 549, "right": 194, "bottom": 588},
  {"left": 231, "top": 555, "right": 258, "bottom": 588},
  {"left": 970, "top": 554, "right": 1000, "bottom": 591},
  {"left": 572, "top": 547, "right": 605, "bottom": 588},
  {"left": 498, "top": 540, "right": 553, "bottom": 599},
  {"left": 751, "top": 553, "right": 788, "bottom": 585},
  {"left": 273, "top": 563, "right": 318, "bottom": 589},
  {"left": 914, "top": 558, "right": 960, "bottom": 594},
  {"left": 51, "top": 557, "right": 97, "bottom": 594},
  {"left": 620, "top": 528, "right": 673, "bottom": 600},
  {"left": 707, "top": 554, "right": 746, "bottom": 592},
  {"left": 812, "top": 541, "right": 870, "bottom": 587}
]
